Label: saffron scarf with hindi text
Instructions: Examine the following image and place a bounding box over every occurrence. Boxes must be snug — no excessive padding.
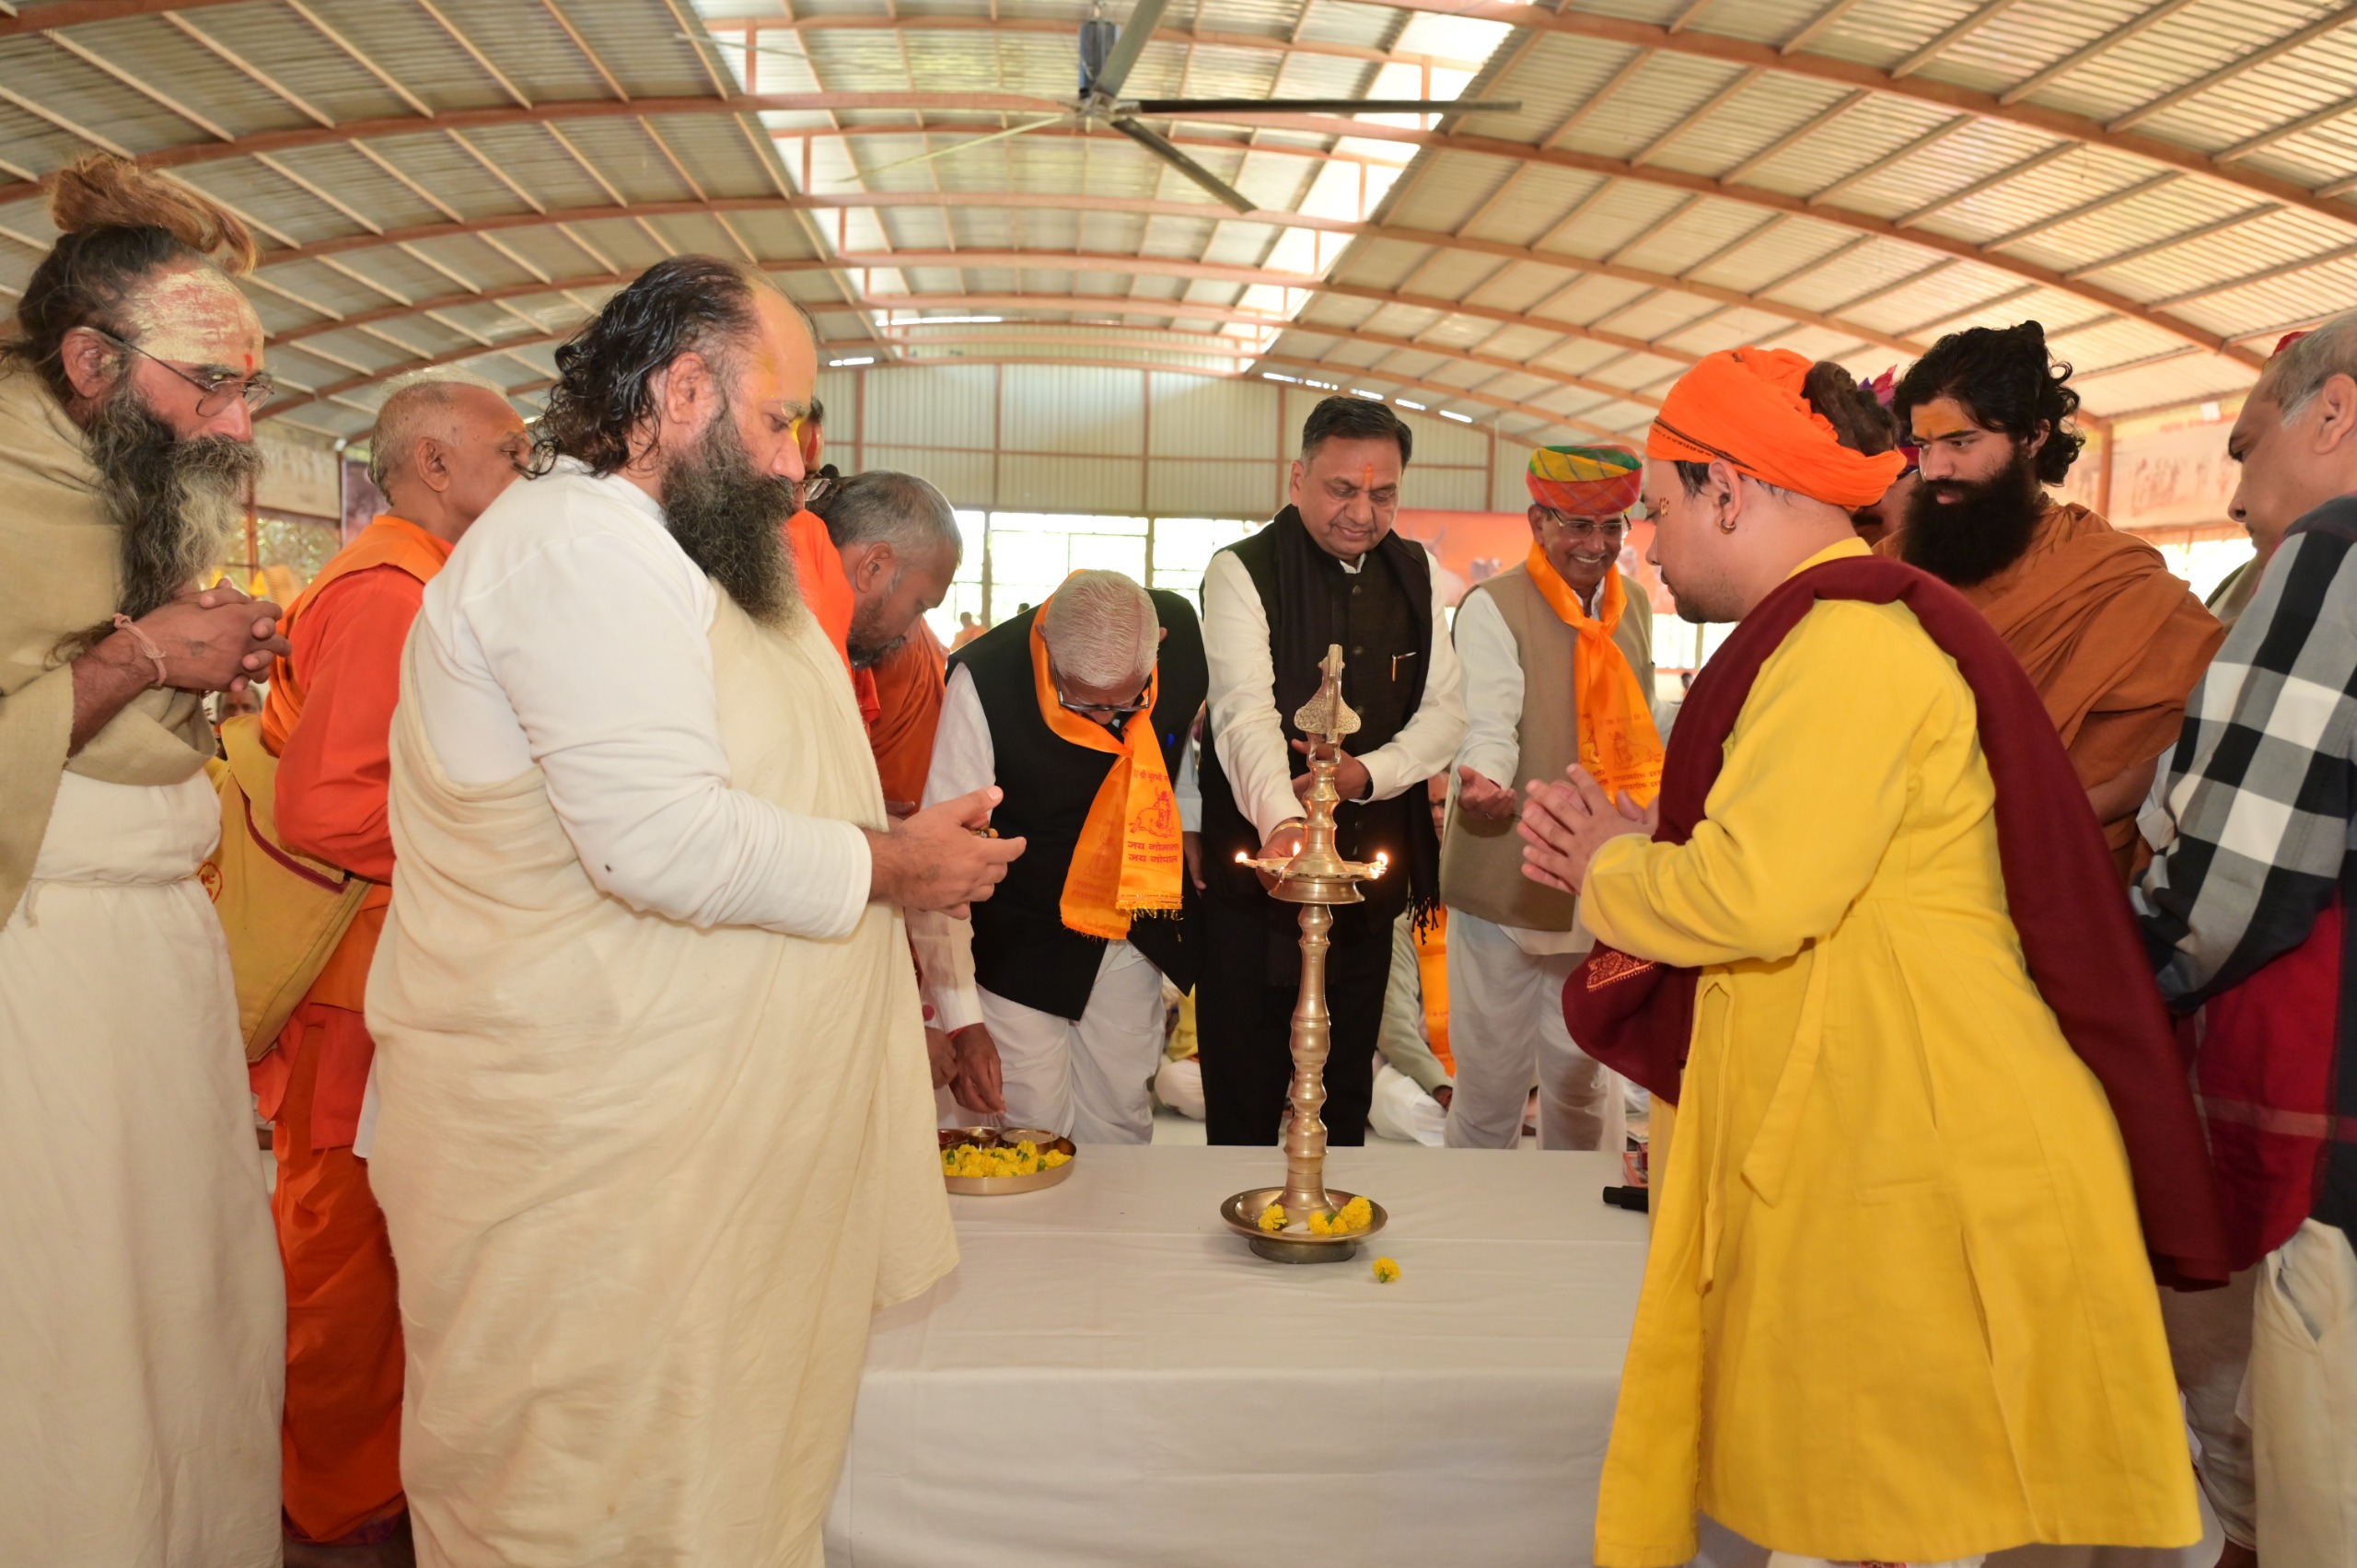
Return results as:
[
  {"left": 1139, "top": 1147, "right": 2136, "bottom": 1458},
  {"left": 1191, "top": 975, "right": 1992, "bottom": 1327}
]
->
[
  {"left": 1029, "top": 602, "right": 1183, "bottom": 939},
  {"left": 1525, "top": 543, "right": 1665, "bottom": 806}
]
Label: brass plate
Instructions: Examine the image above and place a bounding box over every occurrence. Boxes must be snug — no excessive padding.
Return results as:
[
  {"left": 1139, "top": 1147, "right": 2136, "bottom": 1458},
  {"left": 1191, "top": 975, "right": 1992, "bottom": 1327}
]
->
[
  {"left": 1218, "top": 1186, "right": 1387, "bottom": 1264},
  {"left": 940, "top": 1127, "right": 1078, "bottom": 1197}
]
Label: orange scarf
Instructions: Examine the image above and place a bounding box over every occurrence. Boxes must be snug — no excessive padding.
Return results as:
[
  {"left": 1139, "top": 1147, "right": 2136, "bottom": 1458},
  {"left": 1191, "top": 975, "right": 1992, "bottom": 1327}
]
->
[
  {"left": 1029, "top": 605, "right": 1183, "bottom": 939},
  {"left": 1524, "top": 544, "right": 1665, "bottom": 806}
]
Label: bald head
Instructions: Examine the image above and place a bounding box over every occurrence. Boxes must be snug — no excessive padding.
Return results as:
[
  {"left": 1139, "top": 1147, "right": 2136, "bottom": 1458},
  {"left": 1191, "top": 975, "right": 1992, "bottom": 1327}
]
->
[{"left": 368, "top": 377, "right": 528, "bottom": 542}]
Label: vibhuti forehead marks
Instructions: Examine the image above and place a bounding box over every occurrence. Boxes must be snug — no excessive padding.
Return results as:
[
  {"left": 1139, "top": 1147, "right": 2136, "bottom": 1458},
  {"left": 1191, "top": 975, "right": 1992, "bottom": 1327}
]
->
[{"left": 121, "top": 265, "right": 263, "bottom": 369}]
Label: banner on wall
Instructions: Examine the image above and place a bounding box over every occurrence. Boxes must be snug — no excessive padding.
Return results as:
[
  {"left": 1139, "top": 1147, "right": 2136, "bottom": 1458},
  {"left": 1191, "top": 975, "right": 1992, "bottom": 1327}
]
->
[{"left": 2108, "top": 415, "right": 2238, "bottom": 534}]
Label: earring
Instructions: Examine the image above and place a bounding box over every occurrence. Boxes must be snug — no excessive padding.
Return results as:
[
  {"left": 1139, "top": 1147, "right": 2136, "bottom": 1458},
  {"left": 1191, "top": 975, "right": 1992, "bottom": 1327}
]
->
[{"left": 1717, "top": 506, "right": 1736, "bottom": 534}]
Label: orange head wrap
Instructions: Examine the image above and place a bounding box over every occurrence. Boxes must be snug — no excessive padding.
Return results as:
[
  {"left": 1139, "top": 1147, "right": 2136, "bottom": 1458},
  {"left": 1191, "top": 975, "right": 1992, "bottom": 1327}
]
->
[{"left": 1645, "top": 346, "right": 1905, "bottom": 510}]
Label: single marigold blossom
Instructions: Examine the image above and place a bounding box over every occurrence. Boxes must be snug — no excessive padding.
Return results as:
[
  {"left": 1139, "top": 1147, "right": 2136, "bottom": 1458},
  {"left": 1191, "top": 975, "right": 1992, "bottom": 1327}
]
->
[
  {"left": 1257, "top": 1203, "right": 1286, "bottom": 1233},
  {"left": 1372, "top": 1256, "right": 1400, "bottom": 1283}
]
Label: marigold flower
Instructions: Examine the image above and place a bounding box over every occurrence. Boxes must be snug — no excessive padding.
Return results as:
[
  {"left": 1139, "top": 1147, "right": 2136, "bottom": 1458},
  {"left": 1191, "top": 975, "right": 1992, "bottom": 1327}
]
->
[
  {"left": 1372, "top": 1256, "right": 1400, "bottom": 1283},
  {"left": 1257, "top": 1202, "right": 1286, "bottom": 1232},
  {"left": 1334, "top": 1195, "right": 1374, "bottom": 1233}
]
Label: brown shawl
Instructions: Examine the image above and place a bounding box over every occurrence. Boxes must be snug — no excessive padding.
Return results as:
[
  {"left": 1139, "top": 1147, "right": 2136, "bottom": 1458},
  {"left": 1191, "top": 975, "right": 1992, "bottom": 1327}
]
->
[
  {"left": 0, "top": 366, "right": 214, "bottom": 923},
  {"left": 1887, "top": 503, "right": 2222, "bottom": 868}
]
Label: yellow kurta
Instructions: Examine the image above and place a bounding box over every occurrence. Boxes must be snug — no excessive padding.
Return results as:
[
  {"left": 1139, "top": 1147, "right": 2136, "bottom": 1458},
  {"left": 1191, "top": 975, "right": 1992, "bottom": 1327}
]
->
[{"left": 1584, "top": 540, "right": 2198, "bottom": 1566}]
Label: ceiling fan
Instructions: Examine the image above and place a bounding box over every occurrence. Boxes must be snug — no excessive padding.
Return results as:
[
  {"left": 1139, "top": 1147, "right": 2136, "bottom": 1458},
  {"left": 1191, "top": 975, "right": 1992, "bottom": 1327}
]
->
[{"left": 858, "top": 0, "right": 1519, "bottom": 213}]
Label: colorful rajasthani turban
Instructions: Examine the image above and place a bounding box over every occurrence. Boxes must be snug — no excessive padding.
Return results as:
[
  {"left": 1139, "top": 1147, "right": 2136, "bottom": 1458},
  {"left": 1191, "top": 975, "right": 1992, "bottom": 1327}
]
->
[{"left": 1527, "top": 444, "right": 1643, "bottom": 517}]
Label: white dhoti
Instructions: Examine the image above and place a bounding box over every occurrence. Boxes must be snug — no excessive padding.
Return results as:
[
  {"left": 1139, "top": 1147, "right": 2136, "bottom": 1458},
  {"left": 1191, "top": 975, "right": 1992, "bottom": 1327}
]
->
[
  {"left": 2251, "top": 1217, "right": 2357, "bottom": 1568},
  {"left": 978, "top": 940, "right": 1165, "bottom": 1144},
  {"left": 1442, "top": 910, "right": 1623, "bottom": 1152},
  {"left": 368, "top": 601, "right": 957, "bottom": 1568},
  {"left": 0, "top": 772, "right": 283, "bottom": 1568}
]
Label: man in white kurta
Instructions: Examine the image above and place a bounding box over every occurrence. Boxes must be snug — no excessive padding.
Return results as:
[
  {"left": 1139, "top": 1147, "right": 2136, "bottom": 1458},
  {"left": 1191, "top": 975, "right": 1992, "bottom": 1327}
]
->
[
  {"left": 911, "top": 571, "right": 1206, "bottom": 1141},
  {"left": 1442, "top": 445, "right": 1655, "bottom": 1152},
  {"left": 366, "top": 258, "right": 1020, "bottom": 1567},
  {"left": 0, "top": 168, "right": 288, "bottom": 1568}
]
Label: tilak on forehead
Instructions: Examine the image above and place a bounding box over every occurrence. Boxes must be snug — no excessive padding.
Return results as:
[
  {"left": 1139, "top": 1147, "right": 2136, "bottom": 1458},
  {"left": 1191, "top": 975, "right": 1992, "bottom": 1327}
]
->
[{"left": 121, "top": 264, "right": 263, "bottom": 369}]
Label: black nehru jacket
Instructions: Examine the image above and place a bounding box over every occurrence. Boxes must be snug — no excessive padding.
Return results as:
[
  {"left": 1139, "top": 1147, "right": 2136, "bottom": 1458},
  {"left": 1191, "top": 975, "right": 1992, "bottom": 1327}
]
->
[
  {"left": 947, "top": 590, "right": 1208, "bottom": 1021},
  {"left": 1196, "top": 506, "right": 1439, "bottom": 947}
]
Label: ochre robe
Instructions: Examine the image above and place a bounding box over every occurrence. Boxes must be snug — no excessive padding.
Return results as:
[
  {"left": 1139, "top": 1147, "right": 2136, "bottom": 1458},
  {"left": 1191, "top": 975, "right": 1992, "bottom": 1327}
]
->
[
  {"left": 867, "top": 621, "right": 946, "bottom": 809},
  {"left": 1585, "top": 539, "right": 2197, "bottom": 1565},
  {"left": 251, "top": 514, "right": 450, "bottom": 1544},
  {"left": 1890, "top": 503, "right": 2221, "bottom": 873}
]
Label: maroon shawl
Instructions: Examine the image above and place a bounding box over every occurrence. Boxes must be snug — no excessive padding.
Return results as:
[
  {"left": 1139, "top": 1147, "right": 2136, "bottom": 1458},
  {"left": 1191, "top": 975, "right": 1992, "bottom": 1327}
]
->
[{"left": 1564, "top": 554, "right": 2230, "bottom": 1285}]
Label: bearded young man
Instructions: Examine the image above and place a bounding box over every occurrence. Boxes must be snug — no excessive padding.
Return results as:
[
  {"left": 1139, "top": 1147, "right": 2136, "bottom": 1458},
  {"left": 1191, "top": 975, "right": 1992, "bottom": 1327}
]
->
[
  {"left": 236, "top": 370, "right": 529, "bottom": 1565},
  {"left": 1889, "top": 321, "right": 2222, "bottom": 874},
  {"left": 2139, "top": 310, "right": 2357, "bottom": 1568},
  {"left": 0, "top": 155, "right": 289, "bottom": 1567},
  {"left": 1195, "top": 394, "right": 1467, "bottom": 1145},
  {"left": 1518, "top": 347, "right": 2223, "bottom": 1568},
  {"left": 366, "top": 257, "right": 1022, "bottom": 1568},
  {"left": 1441, "top": 444, "right": 1657, "bottom": 1152}
]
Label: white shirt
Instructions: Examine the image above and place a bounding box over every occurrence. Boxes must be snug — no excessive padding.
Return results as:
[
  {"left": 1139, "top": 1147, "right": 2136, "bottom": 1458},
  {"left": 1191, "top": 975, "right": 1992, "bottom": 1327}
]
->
[
  {"left": 406, "top": 460, "right": 870, "bottom": 939},
  {"left": 1451, "top": 586, "right": 1537, "bottom": 791},
  {"left": 1202, "top": 542, "right": 1469, "bottom": 841},
  {"left": 909, "top": 663, "right": 1202, "bottom": 1031}
]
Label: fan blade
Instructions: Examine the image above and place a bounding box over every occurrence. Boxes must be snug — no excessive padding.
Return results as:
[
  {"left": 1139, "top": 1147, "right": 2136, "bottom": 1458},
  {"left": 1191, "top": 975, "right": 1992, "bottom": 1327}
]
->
[
  {"left": 1089, "top": 0, "right": 1174, "bottom": 99},
  {"left": 863, "top": 115, "right": 1066, "bottom": 179},
  {"left": 1110, "top": 116, "right": 1255, "bottom": 214},
  {"left": 1127, "top": 98, "right": 1519, "bottom": 116}
]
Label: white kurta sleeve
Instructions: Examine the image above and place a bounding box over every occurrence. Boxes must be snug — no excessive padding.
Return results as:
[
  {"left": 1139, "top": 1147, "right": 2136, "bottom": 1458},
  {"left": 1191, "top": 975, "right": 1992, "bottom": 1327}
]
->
[
  {"left": 1356, "top": 546, "right": 1471, "bottom": 804},
  {"left": 1449, "top": 587, "right": 1523, "bottom": 790},
  {"left": 909, "top": 665, "right": 993, "bottom": 1031},
  {"left": 451, "top": 503, "right": 870, "bottom": 940},
  {"left": 1202, "top": 550, "right": 1302, "bottom": 841}
]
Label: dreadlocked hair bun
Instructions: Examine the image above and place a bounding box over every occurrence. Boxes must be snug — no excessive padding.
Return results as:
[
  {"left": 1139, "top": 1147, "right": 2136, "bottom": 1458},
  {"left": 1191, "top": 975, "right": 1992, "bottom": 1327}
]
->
[
  {"left": 48, "top": 153, "right": 255, "bottom": 274},
  {"left": 1801, "top": 360, "right": 1898, "bottom": 458}
]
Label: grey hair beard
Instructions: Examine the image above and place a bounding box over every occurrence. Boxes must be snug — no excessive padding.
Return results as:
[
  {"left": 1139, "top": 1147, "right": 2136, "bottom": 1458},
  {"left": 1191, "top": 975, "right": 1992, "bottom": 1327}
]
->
[
  {"left": 845, "top": 566, "right": 906, "bottom": 669},
  {"left": 84, "top": 384, "right": 261, "bottom": 621},
  {"left": 662, "top": 402, "right": 802, "bottom": 628}
]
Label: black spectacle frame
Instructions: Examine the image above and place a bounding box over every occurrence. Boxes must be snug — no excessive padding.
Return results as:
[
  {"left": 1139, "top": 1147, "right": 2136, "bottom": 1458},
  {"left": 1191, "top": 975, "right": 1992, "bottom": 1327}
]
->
[{"left": 1055, "top": 678, "right": 1153, "bottom": 721}]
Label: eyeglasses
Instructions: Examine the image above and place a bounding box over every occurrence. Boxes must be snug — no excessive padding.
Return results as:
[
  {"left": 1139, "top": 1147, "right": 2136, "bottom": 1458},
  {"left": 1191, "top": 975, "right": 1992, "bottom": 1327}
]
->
[
  {"left": 1055, "top": 679, "right": 1152, "bottom": 721},
  {"left": 1550, "top": 517, "right": 1628, "bottom": 543},
  {"left": 93, "top": 330, "right": 275, "bottom": 415}
]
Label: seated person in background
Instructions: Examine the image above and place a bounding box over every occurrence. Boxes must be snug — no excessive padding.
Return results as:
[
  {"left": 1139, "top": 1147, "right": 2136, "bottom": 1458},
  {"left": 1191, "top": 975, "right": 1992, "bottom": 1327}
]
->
[
  {"left": 1371, "top": 777, "right": 1455, "bottom": 1146},
  {"left": 912, "top": 570, "right": 1208, "bottom": 1141}
]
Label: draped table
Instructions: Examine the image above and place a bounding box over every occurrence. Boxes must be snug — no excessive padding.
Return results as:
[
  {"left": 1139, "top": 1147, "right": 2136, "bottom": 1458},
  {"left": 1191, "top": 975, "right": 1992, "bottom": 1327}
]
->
[{"left": 822, "top": 1144, "right": 2215, "bottom": 1568}]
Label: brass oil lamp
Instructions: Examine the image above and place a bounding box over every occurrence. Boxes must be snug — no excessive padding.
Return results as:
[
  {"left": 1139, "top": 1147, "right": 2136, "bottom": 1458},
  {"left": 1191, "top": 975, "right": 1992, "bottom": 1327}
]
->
[{"left": 1218, "top": 645, "right": 1390, "bottom": 1263}]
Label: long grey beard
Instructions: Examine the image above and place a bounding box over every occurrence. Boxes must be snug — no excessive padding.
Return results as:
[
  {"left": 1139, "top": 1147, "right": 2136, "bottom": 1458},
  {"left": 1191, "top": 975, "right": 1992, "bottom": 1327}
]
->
[{"left": 85, "top": 389, "right": 261, "bottom": 620}]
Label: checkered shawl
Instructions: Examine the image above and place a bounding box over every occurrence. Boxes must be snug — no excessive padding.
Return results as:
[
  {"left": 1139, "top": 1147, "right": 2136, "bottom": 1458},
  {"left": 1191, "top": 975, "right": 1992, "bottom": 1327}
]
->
[{"left": 2139, "top": 498, "right": 2357, "bottom": 1007}]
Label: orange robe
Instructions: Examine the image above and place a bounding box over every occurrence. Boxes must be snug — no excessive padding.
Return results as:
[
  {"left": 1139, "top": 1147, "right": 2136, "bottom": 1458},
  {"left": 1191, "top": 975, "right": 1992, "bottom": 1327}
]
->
[
  {"left": 1888, "top": 503, "right": 2222, "bottom": 875},
  {"left": 786, "top": 505, "right": 883, "bottom": 730},
  {"left": 867, "top": 621, "right": 947, "bottom": 810},
  {"left": 250, "top": 515, "right": 450, "bottom": 1545}
]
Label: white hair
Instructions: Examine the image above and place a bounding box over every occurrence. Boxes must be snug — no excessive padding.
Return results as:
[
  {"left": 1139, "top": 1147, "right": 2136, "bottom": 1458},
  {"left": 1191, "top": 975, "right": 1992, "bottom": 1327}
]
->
[
  {"left": 367, "top": 368, "right": 510, "bottom": 498},
  {"left": 2268, "top": 310, "right": 2357, "bottom": 424},
  {"left": 1042, "top": 569, "right": 1156, "bottom": 689}
]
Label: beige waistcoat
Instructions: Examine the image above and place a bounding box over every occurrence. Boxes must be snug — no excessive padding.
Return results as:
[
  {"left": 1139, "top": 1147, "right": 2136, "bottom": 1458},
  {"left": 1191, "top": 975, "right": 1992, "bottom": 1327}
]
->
[{"left": 1440, "top": 563, "right": 1653, "bottom": 934}]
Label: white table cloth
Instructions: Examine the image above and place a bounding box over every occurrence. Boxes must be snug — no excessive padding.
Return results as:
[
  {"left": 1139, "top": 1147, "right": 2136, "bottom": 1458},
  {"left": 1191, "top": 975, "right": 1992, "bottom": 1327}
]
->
[{"left": 824, "top": 1144, "right": 2216, "bottom": 1568}]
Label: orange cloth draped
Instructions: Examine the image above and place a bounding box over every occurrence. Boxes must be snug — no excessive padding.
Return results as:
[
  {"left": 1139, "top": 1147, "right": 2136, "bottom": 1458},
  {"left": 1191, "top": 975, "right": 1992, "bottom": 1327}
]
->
[
  {"left": 868, "top": 621, "right": 947, "bottom": 809},
  {"left": 1646, "top": 346, "right": 1905, "bottom": 509},
  {"left": 787, "top": 506, "right": 855, "bottom": 672},
  {"left": 1887, "top": 504, "right": 2223, "bottom": 876},
  {"left": 1524, "top": 543, "right": 1666, "bottom": 805},
  {"left": 1028, "top": 597, "right": 1183, "bottom": 939},
  {"left": 1414, "top": 910, "right": 1453, "bottom": 1075},
  {"left": 250, "top": 515, "right": 447, "bottom": 1544}
]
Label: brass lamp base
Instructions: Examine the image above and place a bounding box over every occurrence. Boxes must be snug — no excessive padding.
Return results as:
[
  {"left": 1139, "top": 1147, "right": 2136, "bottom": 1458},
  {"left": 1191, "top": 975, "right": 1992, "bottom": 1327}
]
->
[{"left": 1218, "top": 1187, "right": 1387, "bottom": 1264}]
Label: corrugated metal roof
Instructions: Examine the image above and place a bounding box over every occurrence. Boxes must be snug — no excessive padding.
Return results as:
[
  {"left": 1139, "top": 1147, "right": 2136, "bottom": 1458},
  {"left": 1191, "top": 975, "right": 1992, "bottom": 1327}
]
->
[{"left": 12, "top": 0, "right": 2357, "bottom": 441}]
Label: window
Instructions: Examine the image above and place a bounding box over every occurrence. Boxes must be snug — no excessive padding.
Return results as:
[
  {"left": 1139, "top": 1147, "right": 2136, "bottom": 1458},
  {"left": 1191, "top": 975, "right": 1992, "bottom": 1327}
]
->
[{"left": 922, "top": 511, "right": 1265, "bottom": 641}]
